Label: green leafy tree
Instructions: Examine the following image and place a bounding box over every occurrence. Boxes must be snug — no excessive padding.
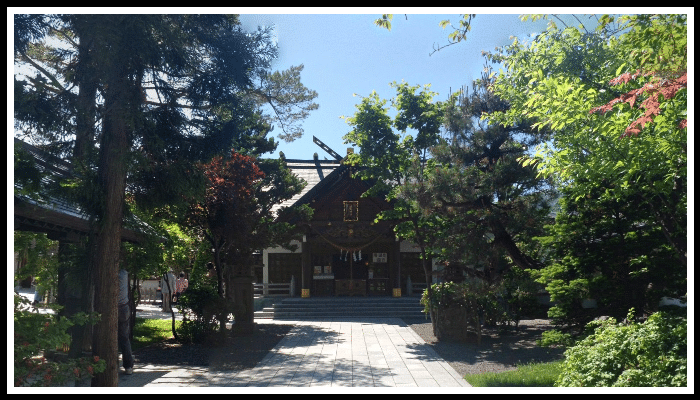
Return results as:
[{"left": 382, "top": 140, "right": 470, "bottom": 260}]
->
[
  {"left": 343, "top": 81, "right": 445, "bottom": 334},
  {"left": 185, "top": 150, "right": 308, "bottom": 332},
  {"left": 14, "top": 14, "right": 317, "bottom": 386},
  {"left": 402, "top": 73, "right": 555, "bottom": 283},
  {"left": 532, "top": 181, "right": 685, "bottom": 329},
  {"left": 483, "top": 14, "right": 687, "bottom": 327}
]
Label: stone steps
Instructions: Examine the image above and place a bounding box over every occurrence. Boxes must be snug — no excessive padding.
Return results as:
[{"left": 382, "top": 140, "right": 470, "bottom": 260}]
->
[{"left": 254, "top": 296, "right": 427, "bottom": 320}]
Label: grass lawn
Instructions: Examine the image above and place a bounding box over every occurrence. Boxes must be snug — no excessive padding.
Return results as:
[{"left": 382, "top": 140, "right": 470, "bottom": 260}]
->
[
  {"left": 131, "top": 318, "right": 181, "bottom": 351},
  {"left": 464, "top": 360, "right": 564, "bottom": 387}
]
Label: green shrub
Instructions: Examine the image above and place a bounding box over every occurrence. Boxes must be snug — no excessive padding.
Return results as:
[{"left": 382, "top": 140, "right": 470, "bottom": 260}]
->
[
  {"left": 422, "top": 271, "right": 540, "bottom": 329},
  {"left": 13, "top": 294, "right": 105, "bottom": 387},
  {"left": 420, "top": 281, "right": 458, "bottom": 314},
  {"left": 556, "top": 309, "right": 687, "bottom": 387},
  {"left": 175, "top": 286, "right": 225, "bottom": 343},
  {"left": 537, "top": 329, "right": 575, "bottom": 348},
  {"left": 498, "top": 267, "right": 542, "bottom": 325}
]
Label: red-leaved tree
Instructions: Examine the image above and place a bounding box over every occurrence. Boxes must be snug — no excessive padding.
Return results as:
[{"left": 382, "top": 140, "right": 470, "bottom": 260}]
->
[
  {"left": 186, "top": 150, "right": 263, "bottom": 330},
  {"left": 186, "top": 149, "right": 309, "bottom": 331},
  {"left": 590, "top": 71, "right": 687, "bottom": 137}
]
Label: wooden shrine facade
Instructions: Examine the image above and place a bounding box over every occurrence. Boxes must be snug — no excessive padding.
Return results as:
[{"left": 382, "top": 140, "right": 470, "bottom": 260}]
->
[{"left": 263, "top": 146, "right": 430, "bottom": 297}]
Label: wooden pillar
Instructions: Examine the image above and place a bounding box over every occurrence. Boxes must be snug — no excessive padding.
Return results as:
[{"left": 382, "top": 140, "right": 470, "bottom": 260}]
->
[
  {"left": 393, "top": 237, "right": 402, "bottom": 297},
  {"left": 301, "top": 235, "right": 311, "bottom": 297}
]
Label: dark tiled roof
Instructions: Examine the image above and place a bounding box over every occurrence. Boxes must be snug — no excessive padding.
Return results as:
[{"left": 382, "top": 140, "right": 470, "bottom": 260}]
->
[
  {"left": 13, "top": 138, "right": 155, "bottom": 243},
  {"left": 14, "top": 139, "right": 91, "bottom": 220}
]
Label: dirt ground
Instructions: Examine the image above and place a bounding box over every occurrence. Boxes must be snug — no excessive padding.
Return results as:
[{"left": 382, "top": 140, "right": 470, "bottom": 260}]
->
[{"left": 405, "top": 318, "right": 566, "bottom": 376}]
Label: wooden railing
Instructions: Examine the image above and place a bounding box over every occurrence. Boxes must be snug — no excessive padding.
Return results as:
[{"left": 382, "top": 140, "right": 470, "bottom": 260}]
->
[
  {"left": 254, "top": 277, "right": 295, "bottom": 297},
  {"left": 406, "top": 276, "right": 428, "bottom": 297},
  {"left": 138, "top": 286, "right": 159, "bottom": 304}
]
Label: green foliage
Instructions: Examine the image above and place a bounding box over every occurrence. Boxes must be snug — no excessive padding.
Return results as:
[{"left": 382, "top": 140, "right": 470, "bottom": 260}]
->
[
  {"left": 500, "top": 266, "right": 542, "bottom": 322},
  {"left": 13, "top": 142, "right": 44, "bottom": 198},
  {"left": 422, "top": 271, "right": 540, "bottom": 329},
  {"left": 14, "top": 232, "right": 59, "bottom": 299},
  {"left": 373, "top": 14, "right": 393, "bottom": 31},
  {"left": 438, "top": 14, "right": 476, "bottom": 46},
  {"left": 252, "top": 64, "right": 319, "bottom": 142},
  {"left": 175, "top": 286, "right": 224, "bottom": 343},
  {"left": 420, "top": 281, "right": 458, "bottom": 312},
  {"left": 343, "top": 81, "right": 443, "bottom": 182},
  {"left": 484, "top": 14, "right": 687, "bottom": 327},
  {"left": 556, "top": 310, "right": 687, "bottom": 387},
  {"left": 487, "top": 14, "right": 687, "bottom": 203},
  {"left": 14, "top": 294, "right": 105, "bottom": 387},
  {"left": 531, "top": 183, "right": 684, "bottom": 327},
  {"left": 401, "top": 74, "right": 554, "bottom": 279},
  {"left": 537, "top": 329, "right": 575, "bottom": 348}
]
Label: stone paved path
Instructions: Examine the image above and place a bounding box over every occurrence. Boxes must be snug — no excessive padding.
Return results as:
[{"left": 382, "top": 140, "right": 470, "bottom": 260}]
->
[{"left": 119, "top": 318, "right": 470, "bottom": 388}]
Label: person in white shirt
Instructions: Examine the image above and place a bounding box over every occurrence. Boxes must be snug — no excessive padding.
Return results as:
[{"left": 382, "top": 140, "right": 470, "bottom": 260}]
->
[{"left": 160, "top": 271, "right": 176, "bottom": 312}]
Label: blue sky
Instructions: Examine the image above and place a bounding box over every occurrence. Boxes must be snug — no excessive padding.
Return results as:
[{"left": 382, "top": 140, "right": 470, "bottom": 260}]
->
[
  {"left": 8, "top": 8, "right": 640, "bottom": 161},
  {"left": 239, "top": 11, "right": 602, "bottom": 160}
]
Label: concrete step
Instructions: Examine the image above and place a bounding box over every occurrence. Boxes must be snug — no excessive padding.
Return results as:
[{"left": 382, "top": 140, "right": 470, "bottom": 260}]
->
[{"left": 254, "top": 296, "right": 427, "bottom": 320}]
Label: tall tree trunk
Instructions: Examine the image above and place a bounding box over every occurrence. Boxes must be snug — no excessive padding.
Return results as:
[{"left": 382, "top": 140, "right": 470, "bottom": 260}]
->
[
  {"left": 61, "top": 16, "right": 99, "bottom": 360},
  {"left": 411, "top": 218, "right": 437, "bottom": 336},
  {"left": 73, "top": 16, "right": 97, "bottom": 165},
  {"left": 206, "top": 234, "right": 229, "bottom": 332},
  {"left": 90, "top": 62, "right": 131, "bottom": 387}
]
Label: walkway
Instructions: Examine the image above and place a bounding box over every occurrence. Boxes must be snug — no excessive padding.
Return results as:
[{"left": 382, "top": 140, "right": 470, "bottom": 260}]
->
[
  {"left": 119, "top": 318, "right": 470, "bottom": 388},
  {"left": 15, "top": 289, "right": 470, "bottom": 388}
]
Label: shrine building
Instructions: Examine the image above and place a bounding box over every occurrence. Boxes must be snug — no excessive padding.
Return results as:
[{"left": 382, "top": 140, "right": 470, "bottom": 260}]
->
[{"left": 259, "top": 138, "right": 436, "bottom": 297}]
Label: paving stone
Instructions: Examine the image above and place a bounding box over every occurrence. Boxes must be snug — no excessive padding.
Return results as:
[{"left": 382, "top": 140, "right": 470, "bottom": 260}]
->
[{"left": 115, "top": 318, "right": 471, "bottom": 388}]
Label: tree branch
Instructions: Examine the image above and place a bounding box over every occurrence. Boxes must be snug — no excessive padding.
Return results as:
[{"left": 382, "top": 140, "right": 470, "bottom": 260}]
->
[{"left": 18, "top": 50, "right": 67, "bottom": 93}]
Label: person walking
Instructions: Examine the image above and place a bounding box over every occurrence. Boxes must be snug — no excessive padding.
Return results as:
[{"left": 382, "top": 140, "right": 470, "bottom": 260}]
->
[{"left": 118, "top": 269, "right": 134, "bottom": 375}]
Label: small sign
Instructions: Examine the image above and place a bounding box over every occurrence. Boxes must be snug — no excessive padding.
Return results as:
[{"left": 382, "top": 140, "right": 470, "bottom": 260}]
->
[
  {"left": 373, "top": 253, "right": 387, "bottom": 263},
  {"left": 343, "top": 201, "right": 359, "bottom": 221}
]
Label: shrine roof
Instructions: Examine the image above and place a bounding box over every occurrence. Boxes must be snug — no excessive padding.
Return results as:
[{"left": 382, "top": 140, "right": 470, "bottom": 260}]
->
[{"left": 272, "top": 158, "right": 344, "bottom": 215}]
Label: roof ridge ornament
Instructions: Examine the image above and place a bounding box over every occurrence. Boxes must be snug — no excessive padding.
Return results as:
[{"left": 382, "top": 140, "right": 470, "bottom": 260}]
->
[{"left": 312, "top": 136, "right": 342, "bottom": 161}]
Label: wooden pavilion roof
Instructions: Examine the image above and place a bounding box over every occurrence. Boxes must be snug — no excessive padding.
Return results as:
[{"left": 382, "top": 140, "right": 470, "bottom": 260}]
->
[{"left": 13, "top": 138, "right": 154, "bottom": 244}]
